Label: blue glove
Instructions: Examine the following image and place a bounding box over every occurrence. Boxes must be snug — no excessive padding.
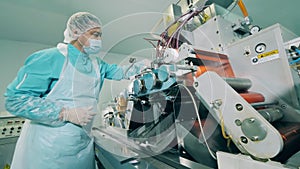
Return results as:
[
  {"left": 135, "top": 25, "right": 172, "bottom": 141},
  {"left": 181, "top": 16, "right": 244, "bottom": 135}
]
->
[{"left": 123, "top": 59, "right": 152, "bottom": 79}]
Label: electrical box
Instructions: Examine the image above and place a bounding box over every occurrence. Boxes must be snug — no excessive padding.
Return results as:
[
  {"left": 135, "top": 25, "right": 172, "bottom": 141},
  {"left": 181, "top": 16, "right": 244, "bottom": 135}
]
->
[{"left": 0, "top": 111, "right": 24, "bottom": 139}]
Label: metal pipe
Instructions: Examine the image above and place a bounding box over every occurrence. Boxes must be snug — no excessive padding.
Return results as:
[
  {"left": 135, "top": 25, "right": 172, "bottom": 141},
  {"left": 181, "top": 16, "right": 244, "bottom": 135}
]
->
[
  {"left": 223, "top": 77, "right": 252, "bottom": 92},
  {"left": 257, "top": 108, "right": 284, "bottom": 122}
]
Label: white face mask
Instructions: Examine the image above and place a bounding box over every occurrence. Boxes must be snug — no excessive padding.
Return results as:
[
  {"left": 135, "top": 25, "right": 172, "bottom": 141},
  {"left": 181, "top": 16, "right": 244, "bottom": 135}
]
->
[{"left": 83, "top": 39, "right": 102, "bottom": 54}]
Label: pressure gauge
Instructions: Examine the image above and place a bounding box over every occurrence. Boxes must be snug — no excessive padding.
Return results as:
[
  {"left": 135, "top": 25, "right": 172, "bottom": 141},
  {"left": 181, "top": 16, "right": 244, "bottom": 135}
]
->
[{"left": 255, "top": 43, "right": 266, "bottom": 53}]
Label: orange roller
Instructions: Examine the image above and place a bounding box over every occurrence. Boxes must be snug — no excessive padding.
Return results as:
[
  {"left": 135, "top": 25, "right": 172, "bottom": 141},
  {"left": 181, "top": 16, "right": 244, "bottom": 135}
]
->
[{"left": 239, "top": 92, "right": 265, "bottom": 103}]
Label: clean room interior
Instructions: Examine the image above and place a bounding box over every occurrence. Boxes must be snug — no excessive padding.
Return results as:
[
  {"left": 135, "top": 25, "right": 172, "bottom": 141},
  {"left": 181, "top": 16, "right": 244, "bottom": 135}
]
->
[
  {"left": 1, "top": 0, "right": 300, "bottom": 113},
  {"left": 1, "top": 0, "right": 300, "bottom": 168}
]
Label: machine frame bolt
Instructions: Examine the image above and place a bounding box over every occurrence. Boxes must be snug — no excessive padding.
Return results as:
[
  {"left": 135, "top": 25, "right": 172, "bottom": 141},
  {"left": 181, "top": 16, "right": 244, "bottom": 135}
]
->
[
  {"left": 235, "top": 119, "right": 242, "bottom": 126},
  {"left": 235, "top": 103, "right": 243, "bottom": 111},
  {"left": 240, "top": 136, "right": 248, "bottom": 144},
  {"left": 280, "top": 104, "right": 287, "bottom": 109}
]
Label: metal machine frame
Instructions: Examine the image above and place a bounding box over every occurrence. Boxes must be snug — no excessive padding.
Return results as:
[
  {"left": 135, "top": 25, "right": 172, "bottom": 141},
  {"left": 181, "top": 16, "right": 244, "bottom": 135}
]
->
[{"left": 93, "top": 2, "right": 300, "bottom": 169}]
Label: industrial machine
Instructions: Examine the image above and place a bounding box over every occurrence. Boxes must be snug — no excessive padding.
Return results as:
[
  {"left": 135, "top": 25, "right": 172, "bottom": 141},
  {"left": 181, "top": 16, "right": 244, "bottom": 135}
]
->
[
  {"left": 93, "top": 1, "right": 300, "bottom": 168},
  {"left": 0, "top": 111, "right": 25, "bottom": 169}
]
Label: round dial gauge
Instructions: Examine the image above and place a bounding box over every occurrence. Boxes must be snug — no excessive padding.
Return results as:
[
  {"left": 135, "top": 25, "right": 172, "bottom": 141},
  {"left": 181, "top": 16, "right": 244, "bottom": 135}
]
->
[{"left": 255, "top": 43, "right": 266, "bottom": 53}]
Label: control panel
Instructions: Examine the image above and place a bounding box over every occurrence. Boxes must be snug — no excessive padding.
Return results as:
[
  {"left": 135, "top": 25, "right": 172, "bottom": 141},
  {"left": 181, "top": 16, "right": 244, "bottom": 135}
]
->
[{"left": 0, "top": 112, "right": 25, "bottom": 139}]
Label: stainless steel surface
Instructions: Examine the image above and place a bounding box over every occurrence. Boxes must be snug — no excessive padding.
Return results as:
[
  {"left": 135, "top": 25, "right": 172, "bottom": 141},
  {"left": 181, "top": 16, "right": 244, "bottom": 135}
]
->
[
  {"left": 225, "top": 24, "right": 300, "bottom": 122},
  {"left": 194, "top": 71, "right": 283, "bottom": 159},
  {"left": 217, "top": 151, "right": 290, "bottom": 169},
  {"left": 188, "top": 4, "right": 245, "bottom": 52},
  {"left": 93, "top": 127, "right": 212, "bottom": 169},
  {"left": 0, "top": 137, "right": 18, "bottom": 169},
  {"left": 0, "top": 114, "right": 25, "bottom": 168},
  {"left": 241, "top": 117, "right": 267, "bottom": 141}
]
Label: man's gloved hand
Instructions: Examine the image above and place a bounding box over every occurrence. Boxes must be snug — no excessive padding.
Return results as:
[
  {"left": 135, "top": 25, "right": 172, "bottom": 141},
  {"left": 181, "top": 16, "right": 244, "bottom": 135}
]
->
[{"left": 59, "top": 106, "right": 96, "bottom": 126}]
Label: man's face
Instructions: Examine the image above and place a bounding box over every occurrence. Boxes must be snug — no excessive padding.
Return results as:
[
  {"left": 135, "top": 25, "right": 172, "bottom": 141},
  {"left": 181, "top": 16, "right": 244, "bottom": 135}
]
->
[{"left": 78, "top": 27, "right": 102, "bottom": 46}]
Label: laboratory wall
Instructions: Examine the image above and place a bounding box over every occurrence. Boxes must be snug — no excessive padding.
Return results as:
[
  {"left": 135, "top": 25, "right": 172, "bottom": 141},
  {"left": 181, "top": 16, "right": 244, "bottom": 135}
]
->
[{"left": 230, "top": 0, "right": 300, "bottom": 36}]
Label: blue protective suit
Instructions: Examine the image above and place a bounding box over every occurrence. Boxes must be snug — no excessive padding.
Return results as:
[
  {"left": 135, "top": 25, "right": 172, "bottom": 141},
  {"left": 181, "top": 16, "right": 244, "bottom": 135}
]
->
[{"left": 5, "top": 43, "right": 129, "bottom": 169}]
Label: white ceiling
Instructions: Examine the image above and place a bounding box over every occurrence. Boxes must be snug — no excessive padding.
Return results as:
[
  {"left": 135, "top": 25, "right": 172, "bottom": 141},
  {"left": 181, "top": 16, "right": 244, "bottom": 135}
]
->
[{"left": 1, "top": 0, "right": 300, "bottom": 56}]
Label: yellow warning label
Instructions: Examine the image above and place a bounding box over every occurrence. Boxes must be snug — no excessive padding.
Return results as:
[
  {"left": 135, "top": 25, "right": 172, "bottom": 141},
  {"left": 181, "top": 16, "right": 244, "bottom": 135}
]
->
[{"left": 257, "top": 49, "right": 279, "bottom": 59}]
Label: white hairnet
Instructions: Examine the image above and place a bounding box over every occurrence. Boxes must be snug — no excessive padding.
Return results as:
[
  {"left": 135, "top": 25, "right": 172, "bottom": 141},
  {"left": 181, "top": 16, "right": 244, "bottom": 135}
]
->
[{"left": 63, "top": 12, "right": 101, "bottom": 43}]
